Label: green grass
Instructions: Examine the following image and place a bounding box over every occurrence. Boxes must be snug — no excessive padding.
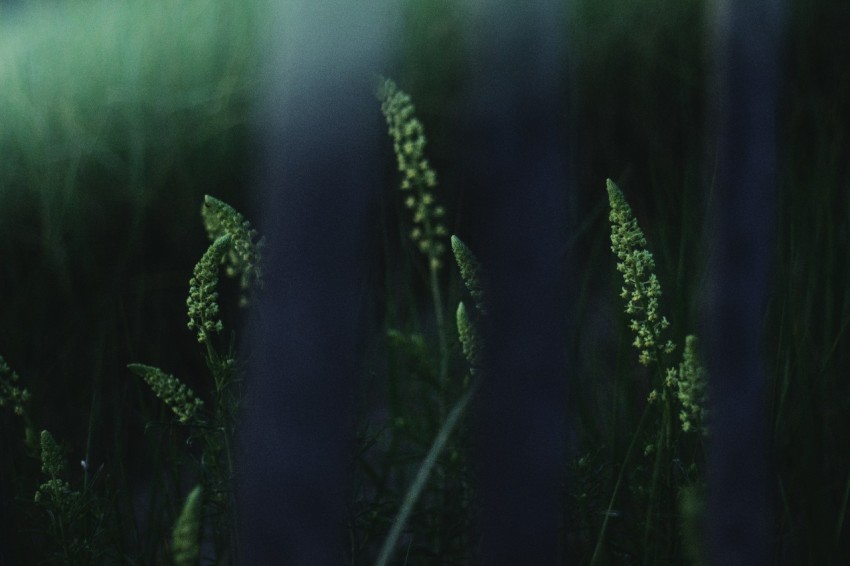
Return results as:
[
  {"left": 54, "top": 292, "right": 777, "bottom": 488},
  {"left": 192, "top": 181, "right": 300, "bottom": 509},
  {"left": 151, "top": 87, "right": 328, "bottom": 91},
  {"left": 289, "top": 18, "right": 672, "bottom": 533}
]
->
[
  {"left": 2, "top": 0, "right": 849, "bottom": 563},
  {"left": 0, "top": 0, "right": 261, "bottom": 562}
]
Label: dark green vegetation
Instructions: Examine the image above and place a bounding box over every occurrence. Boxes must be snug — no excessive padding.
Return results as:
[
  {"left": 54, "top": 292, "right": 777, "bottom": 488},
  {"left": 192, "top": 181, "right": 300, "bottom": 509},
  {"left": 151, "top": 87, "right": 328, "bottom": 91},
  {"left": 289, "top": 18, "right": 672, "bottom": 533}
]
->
[{"left": 1, "top": 0, "right": 848, "bottom": 563}]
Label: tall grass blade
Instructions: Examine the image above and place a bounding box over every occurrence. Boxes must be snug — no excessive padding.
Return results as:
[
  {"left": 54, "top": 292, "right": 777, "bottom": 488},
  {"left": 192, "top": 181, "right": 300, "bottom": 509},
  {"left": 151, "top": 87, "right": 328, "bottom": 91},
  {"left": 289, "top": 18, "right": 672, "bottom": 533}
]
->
[{"left": 375, "top": 383, "right": 476, "bottom": 566}]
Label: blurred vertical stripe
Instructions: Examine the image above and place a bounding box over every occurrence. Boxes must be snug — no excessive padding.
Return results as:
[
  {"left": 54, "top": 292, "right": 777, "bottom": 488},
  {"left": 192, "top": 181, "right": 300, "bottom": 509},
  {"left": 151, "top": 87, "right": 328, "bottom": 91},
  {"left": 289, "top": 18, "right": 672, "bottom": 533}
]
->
[
  {"left": 237, "top": 2, "right": 397, "bottom": 563},
  {"left": 459, "top": 1, "right": 570, "bottom": 563},
  {"left": 706, "top": 0, "right": 785, "bottom": 563}
]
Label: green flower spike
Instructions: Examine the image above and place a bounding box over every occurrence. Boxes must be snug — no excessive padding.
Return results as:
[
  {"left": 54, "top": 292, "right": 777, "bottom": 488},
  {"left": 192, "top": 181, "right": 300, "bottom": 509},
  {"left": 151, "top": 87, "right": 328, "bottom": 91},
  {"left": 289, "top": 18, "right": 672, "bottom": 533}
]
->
[
  {"left": 39, "top": 429, "right": 65, "bottom": 479},
  {"left": 0, "top": 355, "right": 30, "bottom": 417},
  {"left": 378, "top": 77, "right": 447, "bottom": 270},
  {"left": 127, "top": 364, "right": 204, "bottom": 424},
  {"left": 456, "top": 301, "right": 480, "bottom": 372},
  {"left": 676, "top": 335, "right": 709, "bottom": 435},
  {"left": 187, "top": 234, "right": 232, "bottom": 343},
  {"left": 34, "top": 430, "right": 81, "bottom": 511},
  {"left": 451, "top": 235, "right": 486, "bottom": 314},
  {"left": 202, "top": 195, "right": 264, "bottom": 304},
  {"left": 606, "top": 179, "right": 675, "bottom": 367},
  {"left": 172, "top": 485, "right": 203, "bottom": 566}
]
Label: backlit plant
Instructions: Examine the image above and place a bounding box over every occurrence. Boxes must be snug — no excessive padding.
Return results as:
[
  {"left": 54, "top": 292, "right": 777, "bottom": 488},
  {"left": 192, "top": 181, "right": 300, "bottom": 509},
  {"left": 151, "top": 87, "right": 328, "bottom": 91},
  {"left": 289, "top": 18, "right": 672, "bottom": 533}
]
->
[
  {"left": 378, "top": 77, "right": 448, "bottom": 271},
  {"left": 592, "top": 179, "right": 709, "bottom": 564},
  {"left": 129, "top": 195, "right": 263, "bottom": 563}
]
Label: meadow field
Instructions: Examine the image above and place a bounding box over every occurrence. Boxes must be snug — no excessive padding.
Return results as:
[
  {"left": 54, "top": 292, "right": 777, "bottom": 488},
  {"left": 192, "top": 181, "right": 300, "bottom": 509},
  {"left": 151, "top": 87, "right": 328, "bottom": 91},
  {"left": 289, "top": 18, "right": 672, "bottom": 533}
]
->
[{"left": 0, "top": 0, "right": 848, "bottom": 563}]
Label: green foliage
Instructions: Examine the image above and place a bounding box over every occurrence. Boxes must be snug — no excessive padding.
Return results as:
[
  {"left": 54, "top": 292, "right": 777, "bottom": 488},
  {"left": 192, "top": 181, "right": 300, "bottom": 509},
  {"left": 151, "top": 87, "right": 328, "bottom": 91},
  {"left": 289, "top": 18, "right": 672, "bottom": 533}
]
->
[
  {"left": 0, "top": 355, "right": 30, "bottom": 417},
  {"left": 0, "top": 2, "right": 847, "bottom": 560},
  {"left": 357, "top": 80, "right": 476, "bottom": 566},
  {"left": 130, "top": 196, "right": 261, "bottom": 563},
  {"left": 0, "top": 196, "right": 258, "bottom": 563},
  {"left": 172, "top": 485, "right": 204, "bottom": 566},
  {"left": 456, "top": 302, "right": 479, "bottom": 374},
  {"left": 34, "top": 430, "right": 96, "bottom": 564},
  {"left": 378, "top": 77, "right": 455, "bottom": 440},
  {"left": 127, "top": 364, "right": 205, "bottom": 424},
  {"left": 592, "top": 179, "right": 709, "bottom": 564},
  {"left": 451, "top": 235, "right": 486, "bottom": 314},
  {"left": 452, "top": 234, "right": 485, "bottom": 386},
  {"left": 202, "top": 195, "right": 264, "bottom": 304},
  {"left": 187, "top": 234, "right": 232, "bottom": 344},
  {"left": 35, "top": 430, "right": 82, "bottom": 517},
  {"left": 0, "top": 6, "right": 260, "bottom": 559},
  {"left": 676, "top": 335, "right": 709, "bottom": 435},
  {"left": 678, "top": 485, "right": 707, "bottom": 566}
]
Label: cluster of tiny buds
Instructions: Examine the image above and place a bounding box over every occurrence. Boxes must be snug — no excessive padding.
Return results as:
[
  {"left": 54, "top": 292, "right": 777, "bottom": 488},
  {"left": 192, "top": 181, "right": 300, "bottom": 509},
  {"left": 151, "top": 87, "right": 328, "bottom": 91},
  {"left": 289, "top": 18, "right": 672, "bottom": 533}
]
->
[
  {"left": 378, "top": 78, "right": 448, "bottom": 270},
  {"left": 201, "top": 195, "right": 264, "bottom": 303},
  {"left": 451, "top": 235, "right": 486, "bottom": 314},
  {"left": 34, "top": 430, "right": 82, "bottom": 510},
  {"left": 127, "top": 364, "right": 204, "bottom": 424},
  {"left": 676, "top": 335, "right": 709, "bottom": 435},
  {"left": 187, "top": 234, "right": 231, "bottom": 343},
  {"left": 0, "top": 355, "right": 30, "bottom": 417},
  {"left": 607, "top": 179, "right": 675, "bottom": 366}
]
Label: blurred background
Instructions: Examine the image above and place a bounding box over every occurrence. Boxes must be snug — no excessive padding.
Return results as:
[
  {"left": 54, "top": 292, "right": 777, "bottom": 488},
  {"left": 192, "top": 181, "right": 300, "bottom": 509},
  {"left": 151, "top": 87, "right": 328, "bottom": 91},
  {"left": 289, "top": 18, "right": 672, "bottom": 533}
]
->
[{"left": 0, "top": 0, "right": 847, "bottom": 562}]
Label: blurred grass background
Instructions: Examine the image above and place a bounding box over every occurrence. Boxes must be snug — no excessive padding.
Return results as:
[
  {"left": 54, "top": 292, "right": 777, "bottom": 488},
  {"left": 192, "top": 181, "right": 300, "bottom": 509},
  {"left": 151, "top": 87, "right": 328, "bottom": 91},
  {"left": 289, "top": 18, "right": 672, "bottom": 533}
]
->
[
  {"left": 0, "top": 0, "right": 848, "bottom": 562},
  {"left": 0, "top": 0, "right": 261, "bottom": 561}
]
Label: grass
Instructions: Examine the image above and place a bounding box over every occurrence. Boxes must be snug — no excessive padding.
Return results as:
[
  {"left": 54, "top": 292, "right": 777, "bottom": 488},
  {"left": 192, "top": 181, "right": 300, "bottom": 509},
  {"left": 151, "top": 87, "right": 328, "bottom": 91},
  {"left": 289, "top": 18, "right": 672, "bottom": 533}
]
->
[{"left": 1, "top": 0, "right": 849, "bottom": 563}]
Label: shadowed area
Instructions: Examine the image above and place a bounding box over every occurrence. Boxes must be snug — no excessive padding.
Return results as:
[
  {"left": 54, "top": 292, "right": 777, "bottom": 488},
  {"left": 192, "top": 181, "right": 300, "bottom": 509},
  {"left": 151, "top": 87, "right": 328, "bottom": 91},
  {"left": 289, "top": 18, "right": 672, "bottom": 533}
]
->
[
  {"left": 705, "top": 0, "right": 785, "bottom": 563},
  {"left": 237, "top": 2, "right": 397, "bottom": 563}
]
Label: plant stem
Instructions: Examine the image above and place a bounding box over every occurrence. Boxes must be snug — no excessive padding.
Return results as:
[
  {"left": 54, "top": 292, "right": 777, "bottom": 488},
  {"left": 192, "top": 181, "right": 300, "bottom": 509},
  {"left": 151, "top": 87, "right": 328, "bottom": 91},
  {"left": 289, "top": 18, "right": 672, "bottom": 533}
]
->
[
  {"left": 428, "top": 261, "right": 450, "bottom": 555},
  {"left": 375, "top": 383, "right": 476, "bottom": 566},
  {"left": 429, "top": 265, "right": 449, "bottom": 413},
  {"left": 643, "top": 361, "right": 675, "bottom": 562},
  {"left": 590, "top": 399, "right": 652, "bottom": 566}
]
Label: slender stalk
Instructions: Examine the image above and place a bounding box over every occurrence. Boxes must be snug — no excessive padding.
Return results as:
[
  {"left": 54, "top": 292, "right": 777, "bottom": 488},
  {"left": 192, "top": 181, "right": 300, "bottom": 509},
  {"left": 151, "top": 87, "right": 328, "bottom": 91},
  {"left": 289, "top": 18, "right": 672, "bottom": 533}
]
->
[
  {"left": 642, "top": 358, "right": 675, "bottom": 562},
  {"left": 429, "top": 265, "right": 449, "bottom": 412},
  {"left": 590, "top": 400, "right": 652, "bottom": 565},
  {"left": 428, "top": 260, "right": 450, "bottom": 556},
  {"left": 375, "top": 383, "right": 476, "bottom": 566}
]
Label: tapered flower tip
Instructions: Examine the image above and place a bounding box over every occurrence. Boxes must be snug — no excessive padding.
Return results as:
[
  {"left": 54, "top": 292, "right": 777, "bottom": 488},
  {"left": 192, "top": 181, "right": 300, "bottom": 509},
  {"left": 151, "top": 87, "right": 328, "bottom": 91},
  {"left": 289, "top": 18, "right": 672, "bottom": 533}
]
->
[
  {"left": 126, "top": 363, "right": 147, "bottom": 377},
  {"left": 204, "top": 194, "right": 223, "bottom": 207},
  {"left": 606, "top": 178, "right": 623, "bottom": 199},
  {"left": 451, "top": 234, "right": 475, "bottom": 264},
  {"left": 450, "top": 235, "right": 461, "bottom": 252}
]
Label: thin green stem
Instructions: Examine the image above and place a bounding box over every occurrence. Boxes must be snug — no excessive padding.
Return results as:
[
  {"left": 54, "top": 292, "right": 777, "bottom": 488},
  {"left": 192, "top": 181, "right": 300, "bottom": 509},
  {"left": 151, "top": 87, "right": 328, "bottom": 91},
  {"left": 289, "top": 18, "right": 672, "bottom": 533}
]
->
[
  {"left": 375, "top": 383, "right": 476, "bottom": 566},
  {"left": 428, "top": 259, "right": 449, "bottom": 556},
  {"left": 643, "top": 359, "right": 675, "bottom": 563},
  {"left": 590, "top": 399, "right": 652, "bottom": 566},
  {"left": 429, "top": 265, "right": 449, "bottom": 409}
]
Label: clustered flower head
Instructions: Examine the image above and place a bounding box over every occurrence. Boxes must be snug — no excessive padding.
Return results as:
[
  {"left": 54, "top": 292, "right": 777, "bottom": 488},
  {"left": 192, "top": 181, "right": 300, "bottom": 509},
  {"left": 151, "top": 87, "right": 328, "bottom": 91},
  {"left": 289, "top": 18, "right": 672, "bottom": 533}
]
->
[
  {"left": 0, "top": 355, "right": 30, "bottom": 417},
  {"left": 187, "top": 234, "right": 232, "bottom": 343},
  {"left": 451, "top": 235, "right": 486, "bottom": 314},
  {"left": 676, "top": 335, "right": 709, "bottom": 435},
  {"left": 39, "top": 429, "right": 65, "bottom": 478},
  {"left": 202, "top": 195, "right": 264, "bottom": 305},
  {"left": 452, "top": 235, "right": 486, "bottom": 385},
  {"left": 606, "top": 179, "right": 675, "bottom": 366},
  {"left": 127, "top": 364, "right": 204, "bottom": 424},
  {"left": 378, "top": 77, "right": 447, "bottom": 270},
  {"left": 34, "top": 430, "right": 81, "bottom": 512}
]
